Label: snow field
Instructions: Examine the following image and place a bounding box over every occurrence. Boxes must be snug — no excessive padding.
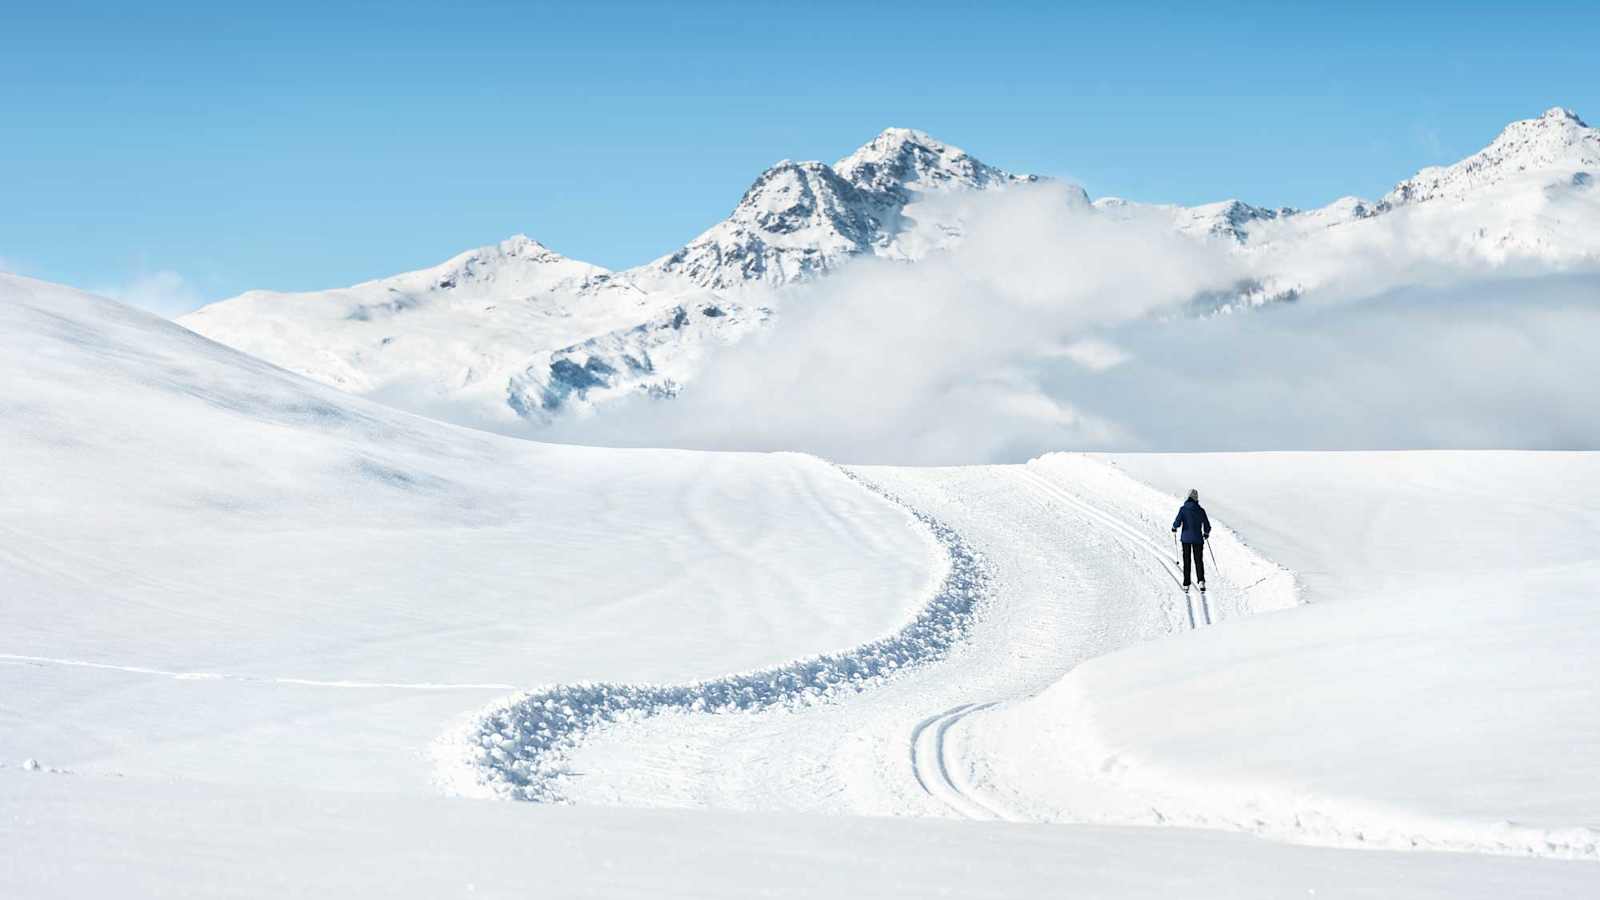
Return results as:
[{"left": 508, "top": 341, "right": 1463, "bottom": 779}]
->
[
  {"left": 9, "top": 767, "right": 1598, "bottom": 900},
  {"left": 964, "top": 451, "right": 1600, "bottom": 859},
  {"left": 439, "top": 469, "right": 993, "bottom": 801},
  {"left": 533, "top": 458, "right": 1292, "bottom": 816},
  {"left": 5, "top": 275, "right": 1599, "bottom": 895},
  {"left": 0, "top": 274, "right": 936, "bottom": 791}
]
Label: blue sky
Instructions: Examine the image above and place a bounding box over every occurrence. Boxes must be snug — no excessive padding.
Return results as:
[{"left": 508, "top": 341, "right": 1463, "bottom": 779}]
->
[{"left": 3, "top": 1, "right": 1597, "bottom": 313}]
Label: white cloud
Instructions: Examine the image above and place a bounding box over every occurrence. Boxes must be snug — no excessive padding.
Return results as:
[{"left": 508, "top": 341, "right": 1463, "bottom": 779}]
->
[
  {"left": 551, "top": 177, "right": 1600, "bottom": 464},
  {"left": 553, "top": 183, "right": 1246, "bottom": 462},
  {"left": 1056, "top": 337, "right": 1130, "bottom": 372},
  {"left": 94, "top": 270, "right": 206, "bottom": 318}
]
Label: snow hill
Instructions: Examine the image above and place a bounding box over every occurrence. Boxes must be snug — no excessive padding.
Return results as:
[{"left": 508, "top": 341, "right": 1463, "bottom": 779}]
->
[
  {"left": 6, "top": 274, "right": 1598, "bottom": 897},
  {"left": 2, "top": 270, "right": 965, "bottom": 811},
  {"left": 181, "top": 109, "right": 1600, "bottom": 431},
  {"left": 181, "top": 129, "right": 1039, "bottom": 432}
]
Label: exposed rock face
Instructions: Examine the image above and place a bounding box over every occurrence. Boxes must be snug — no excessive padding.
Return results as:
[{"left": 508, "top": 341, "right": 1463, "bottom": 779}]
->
[
  {"left": 645, "top": 128, "right": 1039, "bottom": 291},
  {"left": 182, "top": 109, "right": 1600, "bottom": 429}
]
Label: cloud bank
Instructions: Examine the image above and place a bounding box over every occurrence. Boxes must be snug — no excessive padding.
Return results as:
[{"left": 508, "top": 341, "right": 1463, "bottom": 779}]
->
[{"left": 552, "top": 183, "right": 1600, "bottom": 463}]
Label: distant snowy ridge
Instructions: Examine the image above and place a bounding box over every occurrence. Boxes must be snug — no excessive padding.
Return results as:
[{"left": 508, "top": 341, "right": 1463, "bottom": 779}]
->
[
  {"left": 181, "top": 108, "right": 1600, "bottom": 430},
  {"left": 182, "top": 127, "right": 1039, "bottom": 428},
  {"left": 1385, "top": 107, "right": 1597, "bottom": 206},
  {"left": 1098, "top": 107, "right": 1599, "bottom": 247}
]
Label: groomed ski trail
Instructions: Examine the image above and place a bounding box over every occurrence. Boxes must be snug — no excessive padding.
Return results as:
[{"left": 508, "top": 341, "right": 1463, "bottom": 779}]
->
[
  {"left": 1013, "top": 467, "right": 1207, "bottom": 627},
  {"left": 897, "top": 462, "right": 1231, "bottom": 823},
  {"left": 462, "top": 455, "right": 1294, "bottom": 819},
  {"left": 438, "top": 465, "right": 995, "bottom": 802}
]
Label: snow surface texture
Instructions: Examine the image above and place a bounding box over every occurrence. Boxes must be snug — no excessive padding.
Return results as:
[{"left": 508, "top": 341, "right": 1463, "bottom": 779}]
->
[
  {"left": 181, "top": 109, "right": 1600, "bottom": 453},
  {"left": 535, "top": 458, "right": 1295, "bottom": 818},
  {"left": 442, "top": 469, "right": 991, "bottom": 801},
  {"left": 962, "top": 451, "right": 1600, "bottom": 860},
  {"left": 5, "top": 278, "right": 1599, "bottom": 894},
  {"left": 0, "top": 273, "right": 935, "bottom": 791},
  {"left": 476, "top": 453, "right": 1597, "bottom": 865},
  {"left": 10, "top": 773, "right": 1597, "bottom": 900}
]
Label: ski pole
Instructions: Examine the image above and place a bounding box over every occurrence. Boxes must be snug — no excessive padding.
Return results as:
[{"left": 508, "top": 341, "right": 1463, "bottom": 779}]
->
[
  {"left": 1172, "top": 531, "right": 1180, "bottom": 565},
  {"left": 1207, "top": 537, "right": 1220, "bottom": 578}
]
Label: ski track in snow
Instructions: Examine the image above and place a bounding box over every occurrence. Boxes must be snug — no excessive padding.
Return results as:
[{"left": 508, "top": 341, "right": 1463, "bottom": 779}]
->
[
  {"left": 900, "top": 464, "right": 1226, "bottom": 824},
  {"left": 1014, "top": 468, "right": 1205, "bottom": 626},
  {"left": 438, "top": 467, "right": 994, "bottom": 802},
  {"left": 909, "top": 701, "right": 1017, "bottom": 822},
  {"left": 480, "top": 457, "right": 1290, "bottom": 824}
]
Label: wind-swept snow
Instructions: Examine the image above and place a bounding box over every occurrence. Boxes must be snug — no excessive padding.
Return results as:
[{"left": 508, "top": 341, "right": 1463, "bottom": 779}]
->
[{"left": 0, "top": 273, "right": 934, "bottom": 790}]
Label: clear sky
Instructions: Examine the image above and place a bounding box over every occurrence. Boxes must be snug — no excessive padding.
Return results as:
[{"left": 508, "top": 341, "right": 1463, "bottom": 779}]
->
[{"left": 3, "top": 1, "right": 1597, "bottom": 313}]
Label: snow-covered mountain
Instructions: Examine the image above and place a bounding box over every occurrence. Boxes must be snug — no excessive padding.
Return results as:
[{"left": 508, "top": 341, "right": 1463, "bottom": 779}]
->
[
  {"left": 1095, "top": 107, "right": 1598, "bottom": 250},
  {"left": 642, "top": 128, "right": 1040, "bottom": 291},
  {"left": 182, "top": 128, "right": 1036, "bottom": 430},
  {"left": 1385, "top": 107, "right": 1596, "bottom": 206},
  {"left": 182, "top": 109, "right": 1600, "bottom": 432}
]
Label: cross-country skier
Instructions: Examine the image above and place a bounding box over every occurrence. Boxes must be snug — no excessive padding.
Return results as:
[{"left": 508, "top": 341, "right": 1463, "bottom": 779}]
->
[{"left": 1171, "top": 489, "right": 1212, "bottom": 593}]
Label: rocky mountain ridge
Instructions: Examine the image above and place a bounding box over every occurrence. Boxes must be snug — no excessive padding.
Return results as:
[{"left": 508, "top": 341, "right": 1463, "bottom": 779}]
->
[{"left": 181, "top": 108, "right": 1599, "bottom": 431}]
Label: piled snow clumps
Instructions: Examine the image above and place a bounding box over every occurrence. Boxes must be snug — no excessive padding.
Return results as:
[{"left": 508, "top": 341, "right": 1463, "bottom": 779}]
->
[{"left": 439, "top": 471, "right": 992, "bottom": 802}]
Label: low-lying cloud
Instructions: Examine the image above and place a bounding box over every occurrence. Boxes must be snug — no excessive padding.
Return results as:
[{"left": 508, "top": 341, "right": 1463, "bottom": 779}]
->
[
  {"left": 553, "top": 182, "right": 1600, "bottom": 463},
  {"left": 95, "top": 270, "right": 206, "bottom": 318}
]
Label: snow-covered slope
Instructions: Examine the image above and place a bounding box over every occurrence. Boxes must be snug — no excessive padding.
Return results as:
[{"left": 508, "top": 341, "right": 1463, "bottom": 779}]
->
[
  {"left": 181, "top": 129, "right": 1035, "bottom": 430},
  {"left": 180, "top": 234, "right": 773, "bottom": 429},
  {"left": 1385, "top": 107, "right": 1598, "bottom": 206},
  {"left": 180, "top": 109, "right": 1600, "bottom": 435},
  {"left": 450, "top": 450, "right": 1600, "bottom": 864},
  {"left": 0, "top": 272, "right": 934, "bottom": 790},
  {"left": 642, "top": 128, "right": 1041, "bottom": 291},
  {"left": 966, "top": 452, "right": 1600, "bottom": 858},
  {"left": 1100, "top": 106, "right": 1599, "bottom": 250},
  {"left": 7, "top": 274, "right": 1598, "bottom": 895},
  {"left": 1092, "top": 196, "right": 1301, "bottom": 242}
]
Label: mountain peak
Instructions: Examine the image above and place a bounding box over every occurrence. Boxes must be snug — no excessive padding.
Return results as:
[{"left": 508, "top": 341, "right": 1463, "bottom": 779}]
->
[
  {"left": 645, "top": 130, "right": 1038, "bottom": 290},
  {"left": 647, "top": 159, "right": 886, "bottom": 290},
  {"left": 834, "top": 126, "right": 1033, "bottom": 199},
  {"left": 497, "top": 233, "right": 552, "bottom": 254},
  {"left": 1541, "top": 106, "right": 1586, "bottom": 127},
  {"left": 1384, "top": 106, "right": 1599, "bottom": 206},
  {"left": 860, "top": 126, "right": 951, "bottom": 153}
]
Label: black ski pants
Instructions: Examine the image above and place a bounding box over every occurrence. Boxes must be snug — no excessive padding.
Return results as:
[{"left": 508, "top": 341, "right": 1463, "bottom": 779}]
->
[{"left": 1182, "top": 541, "right": 1206, "bottom": 587}]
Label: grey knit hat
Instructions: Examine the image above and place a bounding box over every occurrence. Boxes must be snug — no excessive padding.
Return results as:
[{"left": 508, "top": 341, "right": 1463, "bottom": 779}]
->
[{"left": 1187, "top": 489, "right": 1199, "bottom": 501}]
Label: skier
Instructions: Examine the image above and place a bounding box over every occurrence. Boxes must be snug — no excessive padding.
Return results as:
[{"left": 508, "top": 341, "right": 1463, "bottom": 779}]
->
[{"left": 1171, "top": 489, "right": 1212, "bottom": 593}]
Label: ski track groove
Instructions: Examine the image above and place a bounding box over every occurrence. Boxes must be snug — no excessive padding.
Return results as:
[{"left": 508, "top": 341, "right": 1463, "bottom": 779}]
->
[
  {"left": 911, "top": 701, "right": 1016, "bottom": 822},
  {"left": 1015, "top": 468, "right": 1205, "bottom": 629}
]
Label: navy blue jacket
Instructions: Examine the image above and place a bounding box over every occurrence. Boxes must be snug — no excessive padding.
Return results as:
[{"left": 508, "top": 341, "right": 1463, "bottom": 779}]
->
[{"left": 1172, "top": 499, "right": 1211, "bottom": 544}]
